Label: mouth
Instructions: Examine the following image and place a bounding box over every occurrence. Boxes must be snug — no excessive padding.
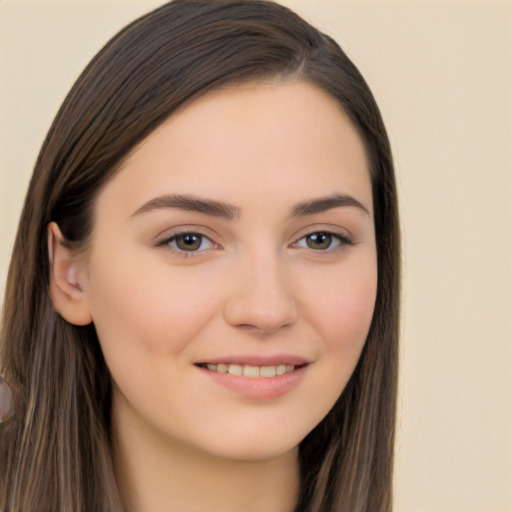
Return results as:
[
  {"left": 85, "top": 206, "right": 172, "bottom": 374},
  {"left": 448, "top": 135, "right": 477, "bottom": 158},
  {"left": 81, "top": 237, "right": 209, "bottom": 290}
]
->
[
  {"left": 195, "top": 362, "right": 308, "bottom": 378},
  {"left": 194, "top": 355, "right": 310, "bottom": 398}
]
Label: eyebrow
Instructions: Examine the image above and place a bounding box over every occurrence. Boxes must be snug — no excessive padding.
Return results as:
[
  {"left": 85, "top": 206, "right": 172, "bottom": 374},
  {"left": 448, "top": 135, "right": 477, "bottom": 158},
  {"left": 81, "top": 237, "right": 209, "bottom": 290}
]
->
[
  {"left": 290, "top": 194, "right": 371, "bottom": 217},
  {"left": 131, "top": 194, "right": 240, "bottom": 220},
  {"left": 131, "top": 192, "right": 370, "bottom": 220}
]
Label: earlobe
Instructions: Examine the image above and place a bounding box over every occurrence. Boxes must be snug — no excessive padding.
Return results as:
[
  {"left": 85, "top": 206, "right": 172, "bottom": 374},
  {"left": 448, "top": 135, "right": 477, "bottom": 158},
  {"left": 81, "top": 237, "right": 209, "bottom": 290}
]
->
[{"left": 48, "top": 222, "right": 92, "bottom": 326}]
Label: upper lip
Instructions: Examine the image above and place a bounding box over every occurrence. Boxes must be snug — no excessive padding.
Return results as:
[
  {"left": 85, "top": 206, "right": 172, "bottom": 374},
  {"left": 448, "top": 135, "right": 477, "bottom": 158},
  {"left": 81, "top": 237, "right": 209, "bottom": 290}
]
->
[{"left": 195, "top": 354, "right": 310, "bottom": 366}]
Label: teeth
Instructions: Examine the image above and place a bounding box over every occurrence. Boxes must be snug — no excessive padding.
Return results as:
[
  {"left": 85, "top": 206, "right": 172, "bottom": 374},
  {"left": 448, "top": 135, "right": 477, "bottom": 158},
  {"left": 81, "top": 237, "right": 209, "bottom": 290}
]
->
[
  {"left": 217, "top": 363, "right": 228, "bottom": 374},
  {"left": 260, "top": 366, "right": 276, "bottom": 377},
  {"left": 204, "top": 363, "right": 298, "bottom": 377},
  {"left": 228, "top": 364, "right": 243, "bottom": 376},
  {"left": 276, "top": 364, "right": 286, "bottom": 376},
  {"left": 243, "top": 365, "right": 260, "bottom": 377}
]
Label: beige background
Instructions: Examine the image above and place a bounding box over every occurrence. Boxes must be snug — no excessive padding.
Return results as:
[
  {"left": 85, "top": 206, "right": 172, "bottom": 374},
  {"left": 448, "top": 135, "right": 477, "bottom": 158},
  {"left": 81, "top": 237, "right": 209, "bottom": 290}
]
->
[{"left": 1, "top": 1, "right": 511, "bottom": 510}]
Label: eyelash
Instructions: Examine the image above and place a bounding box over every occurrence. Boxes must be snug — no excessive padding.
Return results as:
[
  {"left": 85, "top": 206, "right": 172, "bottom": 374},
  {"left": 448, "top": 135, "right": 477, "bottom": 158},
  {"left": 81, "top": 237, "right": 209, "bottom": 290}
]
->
[
  {"left": 293, "top": 231, "right": 354, "bottom": 252},
  {"left": 155, "top": 229, "right": 353, "bottom": 257},
  {"left": 155, "top": 231, "right": 218, "bottom": 258}
]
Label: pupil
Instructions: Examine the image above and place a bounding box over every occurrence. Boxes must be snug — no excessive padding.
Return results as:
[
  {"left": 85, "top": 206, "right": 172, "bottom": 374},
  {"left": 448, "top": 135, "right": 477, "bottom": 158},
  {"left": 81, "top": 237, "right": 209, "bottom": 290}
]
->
[
  {"left": 307, "top": 233, "right": 331, "bottom": 250},
  {"left": 178, "top": 234, "right": 201, "bottom": 251}
]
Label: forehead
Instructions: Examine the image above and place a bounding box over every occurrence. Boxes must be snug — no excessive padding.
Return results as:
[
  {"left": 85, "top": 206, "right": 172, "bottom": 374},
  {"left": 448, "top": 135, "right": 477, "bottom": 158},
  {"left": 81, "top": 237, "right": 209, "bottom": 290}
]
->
[{"left": 96, "top": 81, "right": 372, "bottom": 218}]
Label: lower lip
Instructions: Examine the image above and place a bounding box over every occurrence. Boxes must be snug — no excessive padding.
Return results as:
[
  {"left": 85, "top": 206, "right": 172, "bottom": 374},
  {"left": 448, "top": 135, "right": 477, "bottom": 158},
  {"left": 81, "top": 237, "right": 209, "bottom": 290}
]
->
[{"left": 198, "top": 366, "right": 308, "bottom": 399}]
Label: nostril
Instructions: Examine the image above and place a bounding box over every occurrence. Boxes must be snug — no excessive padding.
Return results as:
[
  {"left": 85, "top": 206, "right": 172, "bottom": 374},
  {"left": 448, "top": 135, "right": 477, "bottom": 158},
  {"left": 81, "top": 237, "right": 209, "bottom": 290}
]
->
[
  {"left": 233, "top": 316, "right": 296, "bottom": 337},
  {"left": 239, "top": 323, "right": 270, "bottom": 335}
]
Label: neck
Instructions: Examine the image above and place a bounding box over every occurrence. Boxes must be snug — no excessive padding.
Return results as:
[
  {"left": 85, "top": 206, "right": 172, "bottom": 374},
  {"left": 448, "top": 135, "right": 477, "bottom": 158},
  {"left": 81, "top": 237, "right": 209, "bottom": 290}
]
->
[{"left": 112, "top": 396, "right": 299, "bottom": 512}]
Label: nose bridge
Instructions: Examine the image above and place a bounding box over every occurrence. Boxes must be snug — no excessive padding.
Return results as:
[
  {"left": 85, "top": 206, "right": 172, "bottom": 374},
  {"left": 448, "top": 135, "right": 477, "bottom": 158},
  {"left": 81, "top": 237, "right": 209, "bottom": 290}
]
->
[{"left": 223, "top": 242, "right": 298, "bottom": 334}]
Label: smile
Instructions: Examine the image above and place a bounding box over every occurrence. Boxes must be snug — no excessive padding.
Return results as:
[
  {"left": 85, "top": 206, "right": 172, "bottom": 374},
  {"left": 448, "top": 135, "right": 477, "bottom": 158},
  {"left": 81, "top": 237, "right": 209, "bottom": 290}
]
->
[
  {"left": 197, "top": 363, "right": 298, "bottom": 378},
  {"left": 196, "top": 361, "right": 309, "bottom": 399}
]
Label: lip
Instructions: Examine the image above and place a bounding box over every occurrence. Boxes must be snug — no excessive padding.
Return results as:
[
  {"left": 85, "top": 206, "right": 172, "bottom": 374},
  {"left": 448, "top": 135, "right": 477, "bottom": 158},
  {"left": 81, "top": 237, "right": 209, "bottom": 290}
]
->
[
  {"left": 194, "top": 354, "right": 311, "bottom": 399},
  {"left": 197, "top": 364, "right": 308, "bottom": 399}
]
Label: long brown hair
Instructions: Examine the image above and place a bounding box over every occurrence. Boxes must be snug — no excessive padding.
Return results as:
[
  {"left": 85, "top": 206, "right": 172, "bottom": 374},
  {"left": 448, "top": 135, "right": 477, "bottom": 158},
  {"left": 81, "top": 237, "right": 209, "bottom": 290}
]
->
[{"left": 0, "top": 1, "right": 400, "bottom": 510}]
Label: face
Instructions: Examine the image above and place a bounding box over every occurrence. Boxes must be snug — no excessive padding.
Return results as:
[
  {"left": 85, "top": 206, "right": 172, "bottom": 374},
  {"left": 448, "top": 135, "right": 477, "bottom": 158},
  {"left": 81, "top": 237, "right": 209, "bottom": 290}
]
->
[{"left": 81, "top": 81, "right": 377, "bottom": 461}]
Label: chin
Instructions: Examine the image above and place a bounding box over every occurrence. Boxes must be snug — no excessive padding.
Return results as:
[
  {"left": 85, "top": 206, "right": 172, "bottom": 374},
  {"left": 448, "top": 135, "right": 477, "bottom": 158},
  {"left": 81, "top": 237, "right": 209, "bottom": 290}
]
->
[
  {"left": 206, "top": 440, "right": 300, "bottom": 464},
  {"left": 188, "top": 422, "right": 311, "bottom": 463}
]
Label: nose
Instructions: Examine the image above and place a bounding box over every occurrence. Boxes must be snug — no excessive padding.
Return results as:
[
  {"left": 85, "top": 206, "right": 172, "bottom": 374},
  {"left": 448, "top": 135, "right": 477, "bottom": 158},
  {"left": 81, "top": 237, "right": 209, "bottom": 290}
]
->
[{"left": 223, "top": 251, "right": 298, "bottom": 336}]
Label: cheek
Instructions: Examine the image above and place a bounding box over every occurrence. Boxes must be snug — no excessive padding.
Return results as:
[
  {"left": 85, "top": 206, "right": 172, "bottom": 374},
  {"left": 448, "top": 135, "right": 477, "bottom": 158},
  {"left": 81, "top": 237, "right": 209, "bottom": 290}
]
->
[
  {"left": 303, "top": 257, "right": 377, "bottom": 384},
  {"left": 290, "top": 258, "right": 377, "bottom": 435},
  {"left": 86, "top": 250, "right": 219, "bottom": 358},
  {"left": 307, "top": 258, "right": 377, "bottom": 346},
  {"left": 325, "top": 281, "right": 377, "bottom": 343}
]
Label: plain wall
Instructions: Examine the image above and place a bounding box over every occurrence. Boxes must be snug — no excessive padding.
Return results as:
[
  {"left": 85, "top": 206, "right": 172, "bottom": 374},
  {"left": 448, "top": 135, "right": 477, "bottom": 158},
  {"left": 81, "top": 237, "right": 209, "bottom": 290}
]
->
[{"left": 1, "top": 1, "right": 511, "bottom": 510}]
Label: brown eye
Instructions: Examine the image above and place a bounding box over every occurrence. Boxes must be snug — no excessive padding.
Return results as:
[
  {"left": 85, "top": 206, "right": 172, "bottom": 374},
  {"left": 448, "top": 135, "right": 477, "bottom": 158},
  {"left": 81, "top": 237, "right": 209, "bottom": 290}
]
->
[
  {"left": 175, "top": 233, "right": 203, "bottom": 251},
  {"left": 305, "top": 232, "right": 334, "bottom": 250},
  {"left": 294, "top": 231, "right": 352, "bottom": 252},
  {"left": 164, "top": 232, "right": 213, "bottom": 252}
]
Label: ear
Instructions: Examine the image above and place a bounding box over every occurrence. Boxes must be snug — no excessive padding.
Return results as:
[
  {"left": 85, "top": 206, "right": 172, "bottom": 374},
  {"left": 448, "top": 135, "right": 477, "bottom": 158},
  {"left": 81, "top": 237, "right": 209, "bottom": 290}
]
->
[{"left": 48, "top": 222, "right": 92, "bottom": 326}]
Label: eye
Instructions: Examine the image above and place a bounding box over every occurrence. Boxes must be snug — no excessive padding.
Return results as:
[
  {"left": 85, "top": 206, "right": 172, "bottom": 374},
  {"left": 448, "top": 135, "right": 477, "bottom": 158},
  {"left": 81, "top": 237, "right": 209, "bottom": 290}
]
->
[
  {"left": 294, "top": 231, "right": 352, "bottom": 251},
  {"left": 159, "top": 232, "right": 215, "bottom": 253}
]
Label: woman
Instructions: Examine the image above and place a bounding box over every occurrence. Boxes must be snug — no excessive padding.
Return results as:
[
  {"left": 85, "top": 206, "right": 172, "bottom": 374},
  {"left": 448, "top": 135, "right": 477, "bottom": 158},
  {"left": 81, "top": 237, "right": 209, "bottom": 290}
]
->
[{"left": 0, "top": 1, "right": 400, "bottom": 511}]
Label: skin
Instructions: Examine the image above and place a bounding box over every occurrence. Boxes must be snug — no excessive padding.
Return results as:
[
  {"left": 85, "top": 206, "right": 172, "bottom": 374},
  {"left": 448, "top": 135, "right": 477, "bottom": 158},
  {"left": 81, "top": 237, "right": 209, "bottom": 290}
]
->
[{"left": 50, "top": 81, "right": 377, "bottom": 511}]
